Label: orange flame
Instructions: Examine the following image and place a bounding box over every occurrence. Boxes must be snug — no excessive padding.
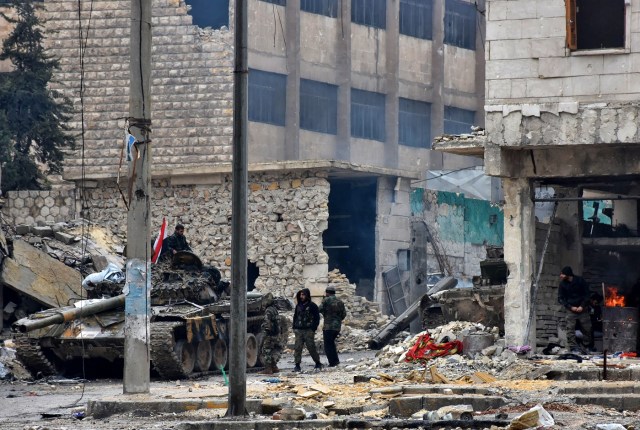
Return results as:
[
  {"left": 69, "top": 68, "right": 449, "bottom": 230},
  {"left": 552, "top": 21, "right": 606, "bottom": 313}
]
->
[{"left": 605, "top": 286, "right": 625, "bottom": 307}]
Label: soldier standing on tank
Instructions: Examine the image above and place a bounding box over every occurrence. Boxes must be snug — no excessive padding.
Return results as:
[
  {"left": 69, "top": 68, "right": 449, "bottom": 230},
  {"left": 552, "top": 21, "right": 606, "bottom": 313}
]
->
[
  {"left": 161, "top": 224, "right": 192, "bottom": 260},
  {"left": 293, "top": 288, "right": 322, "bottom": 371},
  {"left": 319, "top": 285, "right": 347, "bottom": 367}
]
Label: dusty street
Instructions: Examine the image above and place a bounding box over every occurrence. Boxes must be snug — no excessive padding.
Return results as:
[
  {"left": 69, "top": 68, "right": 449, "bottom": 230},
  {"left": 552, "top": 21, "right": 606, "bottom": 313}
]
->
[{"left": 2, "top": 349, "right": 640, "bottom": 430}]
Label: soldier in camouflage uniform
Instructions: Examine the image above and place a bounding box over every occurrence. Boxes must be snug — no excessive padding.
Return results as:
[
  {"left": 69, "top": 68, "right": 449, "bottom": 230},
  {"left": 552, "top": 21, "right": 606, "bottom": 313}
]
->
[
  {"left": 292, "top": 288, "right": 322, "bottom": 372},
  {"left": 260, "top": 293, "right": 282, "bottom": 374},
  {"left": 319, "top": 286, "right": 347, "bottom": 367}
]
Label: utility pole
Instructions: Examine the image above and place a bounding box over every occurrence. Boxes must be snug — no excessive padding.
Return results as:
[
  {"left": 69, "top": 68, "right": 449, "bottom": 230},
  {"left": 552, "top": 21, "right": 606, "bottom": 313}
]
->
[
  {"left": 227, "top": 0, "right": 248, "bottom": 416},
  {"left": 123, "top": 0, "right": 152, "bottom": 394}
]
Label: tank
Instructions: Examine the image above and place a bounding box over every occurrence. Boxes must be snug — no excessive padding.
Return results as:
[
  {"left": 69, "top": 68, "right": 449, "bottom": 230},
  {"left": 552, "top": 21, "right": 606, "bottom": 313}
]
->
[{"left": 12, "top": 251, "right": 288, "bottom": 379}]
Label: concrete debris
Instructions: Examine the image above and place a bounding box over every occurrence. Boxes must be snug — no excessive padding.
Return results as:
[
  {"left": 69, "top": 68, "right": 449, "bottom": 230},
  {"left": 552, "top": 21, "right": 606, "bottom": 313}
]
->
[{"left": 507, "top": 404, "right": 554, "bottom": 429}]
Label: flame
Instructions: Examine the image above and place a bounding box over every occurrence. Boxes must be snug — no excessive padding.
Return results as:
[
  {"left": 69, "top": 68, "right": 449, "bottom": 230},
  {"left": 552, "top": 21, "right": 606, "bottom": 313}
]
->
[{"left": 605, "top": 286, "right": 625, "bottom": 307}]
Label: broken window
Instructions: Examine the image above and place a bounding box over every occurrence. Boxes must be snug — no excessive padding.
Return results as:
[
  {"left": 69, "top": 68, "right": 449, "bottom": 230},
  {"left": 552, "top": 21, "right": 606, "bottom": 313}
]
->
[
  {"left": 351, "top": 89, "right": 386, "bottom": 141},
  {"left": 444, "top": 106, "right": 474, "bottom": 135},
  {"left": 444, "top": 0, "right": 476, "bottom": 50},
  {"left": 399, "top": 98, "right": 431, "bottom": 148},
  {"left": 248, "top": 69, "right": 286, "bottom": 126},
  {"left": 351, "top": 0, "right": 386, "bottom": 29},
  {"left": 184, "top": 0, "right": 229, "bottom": 29},
  {"left": 301, "top": 0, "right": 338, "bottom": 17},
  {"left": 566, "top": 0, "right": 625, "bottom": 50},
  {"left": 259, "top": 0, "right": 286, "bottom": 5},
  {"left": 300, "top": 79, "right": 338, "bottom": 134},
  {"left": 400, "top": 0, "right": 433, "bottom": 40}
]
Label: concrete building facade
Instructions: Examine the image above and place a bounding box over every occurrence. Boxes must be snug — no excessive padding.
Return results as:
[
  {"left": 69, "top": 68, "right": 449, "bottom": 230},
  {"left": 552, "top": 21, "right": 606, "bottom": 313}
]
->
[
  {"left": 436, "top": 0, "right": 640, "bottom": 348},
  {"left": 1, "top": 0, "right": 486, "bottom": 310}
]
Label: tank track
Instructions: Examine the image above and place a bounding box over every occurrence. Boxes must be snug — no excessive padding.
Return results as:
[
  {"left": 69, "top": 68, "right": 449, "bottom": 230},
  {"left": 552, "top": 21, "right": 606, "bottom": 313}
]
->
[
  {"left": 150, "top": 321, "right": 188, "bottom": 380},
  {"left": 13, "top": 334, "right": 57, "bottom": 378}
]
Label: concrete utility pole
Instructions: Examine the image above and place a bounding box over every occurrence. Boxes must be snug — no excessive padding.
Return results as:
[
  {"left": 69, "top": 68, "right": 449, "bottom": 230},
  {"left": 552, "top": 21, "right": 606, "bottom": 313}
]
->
[
  {"left": 123, "top": 0, "right": 152, "bottom": 394},
  {"left": 227, "top": 0, "right": 249, "bottom": 416}
]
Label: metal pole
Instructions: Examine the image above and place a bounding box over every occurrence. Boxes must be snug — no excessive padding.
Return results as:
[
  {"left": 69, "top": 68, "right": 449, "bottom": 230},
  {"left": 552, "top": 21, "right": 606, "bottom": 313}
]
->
[
  {"left": 124, "top": 0, "right": 152, "bottom": 394},
  {"left": 228, "top": 0, "right": 248, "bottom": 416}
]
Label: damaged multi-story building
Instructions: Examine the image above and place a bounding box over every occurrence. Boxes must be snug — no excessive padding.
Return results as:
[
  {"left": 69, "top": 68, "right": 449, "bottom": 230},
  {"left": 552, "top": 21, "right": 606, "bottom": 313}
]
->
[
  {"left": 436, "top": 0, "right": 640, "bottom": 349},
  {"left": 1, "top": 0, "right": 501, "bottom": 313}
]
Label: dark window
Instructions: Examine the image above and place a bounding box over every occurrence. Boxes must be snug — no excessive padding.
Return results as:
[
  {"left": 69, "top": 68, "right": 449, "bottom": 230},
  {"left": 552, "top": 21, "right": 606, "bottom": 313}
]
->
[
  {"left": 444, "top": 106, "right": 475, "bottom": 135},
  {"left": 249, "top": 69, "right": 286, "bottom": 126},
  {"left": 566, "top": 0, "right": 625, "bottom": 50},
  {"left": 444, "top": 0, "right": 476, "bottom": 50},
  {"left": 399, "top": 98, "right": 431, "bottom": 148},
  {"left": 259, "top": 0, "right": 286, "bottom": 5},
  {"left": 185, "top": 0, "right": 229, "bottom": 29},
  {"left": 400, "top": 0, "right": 433, "bottom": 40},
  {"left": 300, "top": 79, "right": 338, "bottom": 134},
  {"left": 351, "top": 0, "right": 386, "bottom": 29},
  {"left": 301, "top": 0, "right": 338, "bottom": 17},
  {"left": 351, "top": 89, "right": 385, "bottom": 141}
]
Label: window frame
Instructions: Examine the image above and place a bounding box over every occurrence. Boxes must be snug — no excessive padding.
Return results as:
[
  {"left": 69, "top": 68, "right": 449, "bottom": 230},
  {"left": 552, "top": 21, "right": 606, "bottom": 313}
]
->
[
  {"left": 248, "top": 69, "right": 287, "bottom": 127},
  {"left": 398, "top": 98, "right": 432, "bottom": 149},
  {"left": 566, "top": 0, "right": 631, "bottom": 55},
  {"left": 351, "top": 0, "right": 386, "bottom": 29},
  {"left": 301, "top": 0, "right": 338, "bottom": 18},
  {"left": 259, "top": 0, "right": 286, "bottom": 5},
  {"left": 300, "top": 79, "right": 338, "bottom": 135},
  {"left": 444, "top": 0, "right": 476, "bottom": 51},
  {"left": 350, "top": 88, "right": 386, "bottom": 142},
  {"left": 399, "top": 0, "right": 433, "bottom": 40},
  {"left": 444, "top": 106, "right": 475, "bottom": 135}
]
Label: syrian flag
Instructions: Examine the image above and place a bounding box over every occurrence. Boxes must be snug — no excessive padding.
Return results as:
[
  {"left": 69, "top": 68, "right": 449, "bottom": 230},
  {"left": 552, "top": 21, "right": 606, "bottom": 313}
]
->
[{"left": 151, "top": 218, "right": 168, "bottom": 263}]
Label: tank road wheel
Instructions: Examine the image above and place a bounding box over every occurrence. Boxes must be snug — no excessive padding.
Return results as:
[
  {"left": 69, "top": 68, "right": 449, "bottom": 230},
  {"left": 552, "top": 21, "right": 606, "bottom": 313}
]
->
[
  {"left": 246, "top": 333, "right": 258, "bottom": 368},
  {"left": 210, "top": 338, "right": 228, "bottom": 371},
  {"left": 194, "top": 341, "right": 212, "bottom": 372},
  {"left": 174, "top": 340, "right": 196, "bottom": 375}
]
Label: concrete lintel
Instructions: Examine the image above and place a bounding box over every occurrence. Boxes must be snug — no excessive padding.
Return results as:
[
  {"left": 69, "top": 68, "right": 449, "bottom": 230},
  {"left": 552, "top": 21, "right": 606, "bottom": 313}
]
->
[{"left": 67, "top": 160, "right": 421, "bottom": 182}]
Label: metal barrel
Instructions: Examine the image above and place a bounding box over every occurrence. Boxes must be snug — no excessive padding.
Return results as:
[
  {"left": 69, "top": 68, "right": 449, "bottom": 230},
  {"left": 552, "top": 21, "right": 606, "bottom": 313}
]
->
[
  {"left": 13, "top": 295, "right": 126, "bottom": 333},
  {"left": 602, "top": 306, "right": 639, "bottom": 352}
]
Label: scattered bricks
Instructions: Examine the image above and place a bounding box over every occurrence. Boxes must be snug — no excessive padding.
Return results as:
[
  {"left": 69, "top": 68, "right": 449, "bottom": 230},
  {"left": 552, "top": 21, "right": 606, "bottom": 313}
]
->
[
  {"left": 54, "top": 231, "right": 76, "bottom": 244},
  {"left": 31, "top": 226, "right": 54, "bottom": 238},
  {"left": 15, "top": 225, "right": 30, "bottom": 235},
  {"left": 388, "top": 396, "right": 423, "bottom": 417}
]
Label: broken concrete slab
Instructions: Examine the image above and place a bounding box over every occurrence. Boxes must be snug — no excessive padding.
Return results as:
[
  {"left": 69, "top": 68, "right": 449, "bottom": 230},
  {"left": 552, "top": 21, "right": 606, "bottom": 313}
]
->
[
  {"left": 31, "top": 226, "right": 53, "bottom": 238},
  {"left": 53, "top": 231, "right": 76, "bottom": 245},
  {"left": 15, "top": 225, "right": 30, "bottom": 235},
  {"left": 1, "top": 240, "right": 83, "bottom": 308},
  {"left": 88, "top": 398, "right": 262, "bottom": 419},
  {"left": 388, "top": 394, "right": 506, "bottom": 417}
]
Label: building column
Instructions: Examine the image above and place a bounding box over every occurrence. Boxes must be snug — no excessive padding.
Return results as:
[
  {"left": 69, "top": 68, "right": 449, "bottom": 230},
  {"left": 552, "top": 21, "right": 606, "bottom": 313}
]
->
[
  {"left": 336, "top": 0, "right": 352, "bottom": 161},
  {"left": 384, "top": 0, "right": 400, "bottom": 169},
  {"left": 285, "top": 0, "right": 301, "bottom": 159},
  {"left": 503, "top": 177, "right": 536, "bottom": 348},
  {"left": 430, "top": 0, "right": 445, "bottom": 169}
]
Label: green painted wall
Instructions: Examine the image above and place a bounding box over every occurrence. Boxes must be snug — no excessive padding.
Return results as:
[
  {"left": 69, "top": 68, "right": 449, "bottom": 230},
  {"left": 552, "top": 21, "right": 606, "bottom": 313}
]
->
[{"left": 412, "top": 189, "right": 503, "bottom": 246}]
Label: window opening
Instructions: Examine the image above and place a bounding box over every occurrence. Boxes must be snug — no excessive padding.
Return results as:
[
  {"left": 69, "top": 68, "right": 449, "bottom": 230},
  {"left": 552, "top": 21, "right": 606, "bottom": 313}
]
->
[
  {"left": 399, "top": 98, "right": 431, "bottom": 148},
  {"left": 351, "top": 0, "right": 386, "bottom": 29},
  {"left": 185, "top": 0, "right": 229, "bottom": 29},
  {"left": 300, "top": 79, "right": 338, "bottom": 134},
  {"left": 444, "top": 0, "right": 476, "bottom": 50},
  {"left": 248, "top": 69, "right": 287, "bottom": 126},
  {"left": 444, "top": 106, "right": 475, "bottom": 135},
  {"left": 301, "top": 0, "right": 338, "bottom": 17},
  {"left": 259, "top": 0, "right": 286, "bottom": 5},
  {"left": 351, "top": 88, "right": 386, "bottom": 141},
  {"left": 400, "top": 0, "right": 433, "bottom": 40},
  {"left": 566, "top": 0, "right": 625, "bottom": 50}
]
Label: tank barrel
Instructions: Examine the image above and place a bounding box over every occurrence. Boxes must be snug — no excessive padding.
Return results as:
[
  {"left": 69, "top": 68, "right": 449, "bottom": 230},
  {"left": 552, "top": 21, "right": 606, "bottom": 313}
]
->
[{"left": 14, "top": 295, "right": 126, "bottom": 333}]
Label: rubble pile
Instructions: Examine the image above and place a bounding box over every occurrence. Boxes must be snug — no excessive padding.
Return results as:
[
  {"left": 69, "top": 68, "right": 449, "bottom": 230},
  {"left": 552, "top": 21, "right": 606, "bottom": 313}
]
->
[{"left": 328, "top": 269, "right": 390, "bottom": 330}]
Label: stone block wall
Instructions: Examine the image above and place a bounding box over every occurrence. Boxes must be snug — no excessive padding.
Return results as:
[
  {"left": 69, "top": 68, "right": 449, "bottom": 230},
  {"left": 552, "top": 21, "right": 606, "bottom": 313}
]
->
[
  {"left": 43, "top": 0, "right": 234, "bottom": 179},
  {"left": 486, "top": 0, "right": 640, "bottom": 104},
  {"left": 81, "top": 170, "right": 329, "bottom": 298},
  {"left": 4, "top": 189, "right": 75, "bottom": 225}
]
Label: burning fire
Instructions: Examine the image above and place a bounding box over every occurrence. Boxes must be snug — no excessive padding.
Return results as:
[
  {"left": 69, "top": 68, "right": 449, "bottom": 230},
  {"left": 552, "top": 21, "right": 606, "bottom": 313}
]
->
[{"left": 605, "top": 286, "right": 625, "bottom": 307}]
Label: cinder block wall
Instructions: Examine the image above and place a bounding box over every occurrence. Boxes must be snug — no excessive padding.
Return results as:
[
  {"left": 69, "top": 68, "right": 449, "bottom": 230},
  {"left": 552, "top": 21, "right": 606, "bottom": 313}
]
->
[{"left": 534, "top": 221, "right": 564, "bottom": 344}]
